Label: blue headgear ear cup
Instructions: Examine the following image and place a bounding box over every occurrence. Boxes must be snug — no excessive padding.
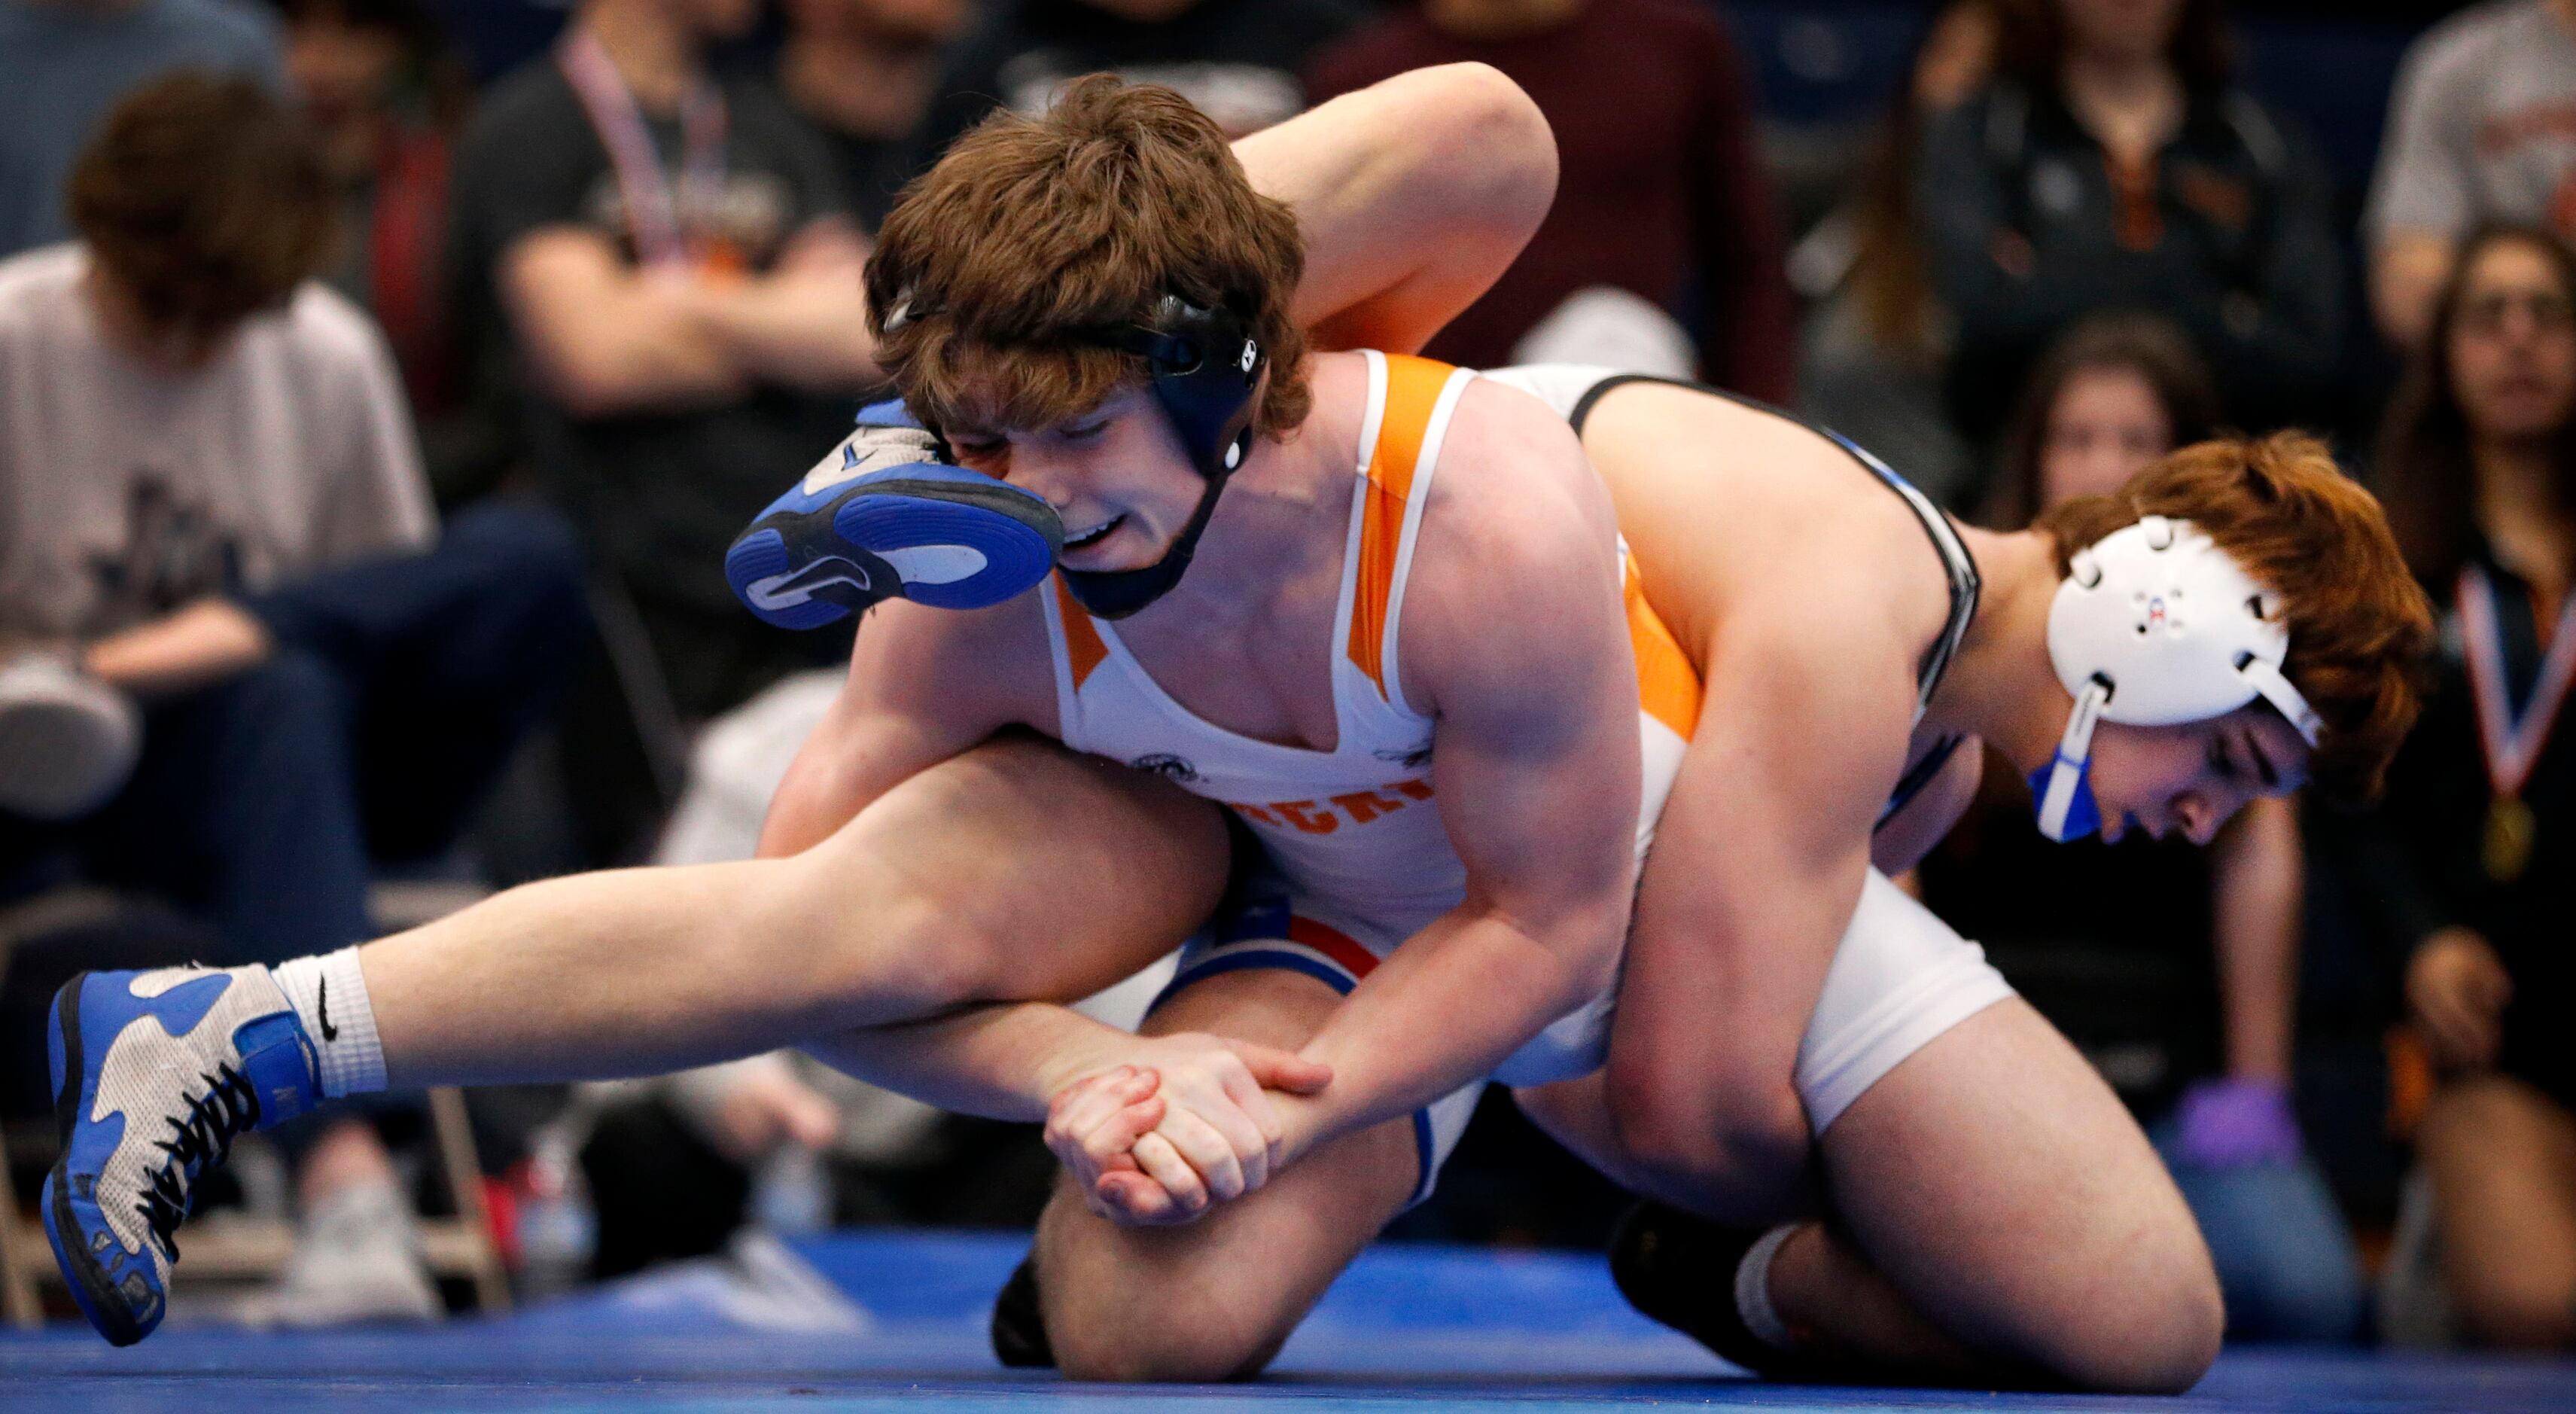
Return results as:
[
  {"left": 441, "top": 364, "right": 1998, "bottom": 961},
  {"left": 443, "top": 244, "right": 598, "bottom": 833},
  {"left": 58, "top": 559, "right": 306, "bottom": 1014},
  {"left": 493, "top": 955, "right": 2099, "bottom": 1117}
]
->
[{"left": 1058, "top": 295, "right": 1265, "bottom": 618}]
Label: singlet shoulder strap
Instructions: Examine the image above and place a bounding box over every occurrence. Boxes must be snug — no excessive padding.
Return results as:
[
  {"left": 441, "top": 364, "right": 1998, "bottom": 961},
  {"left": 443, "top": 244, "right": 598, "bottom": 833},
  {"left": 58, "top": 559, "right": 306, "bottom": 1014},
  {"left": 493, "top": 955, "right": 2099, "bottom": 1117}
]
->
[
  {"left": 1046, "top": 574, "right": 1110, "bottom": 694},
  {"left": 1346, "top": 352, "right": 1472, "bottom": 712}
]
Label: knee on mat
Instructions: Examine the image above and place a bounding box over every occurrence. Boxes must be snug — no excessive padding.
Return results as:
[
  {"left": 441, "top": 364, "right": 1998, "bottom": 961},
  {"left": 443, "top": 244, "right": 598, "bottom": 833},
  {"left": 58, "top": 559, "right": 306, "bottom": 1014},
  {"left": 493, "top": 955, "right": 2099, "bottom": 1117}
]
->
[
  {"left": 2035, "top": 1229, "right": 2224, "bottom": 1394},
  {"left": 2454, "top": 1269, "right": 2576, "bottom": 1350},
  {"left": 1046, "top": 1294, "right": 1290, "bottom": 1383}
]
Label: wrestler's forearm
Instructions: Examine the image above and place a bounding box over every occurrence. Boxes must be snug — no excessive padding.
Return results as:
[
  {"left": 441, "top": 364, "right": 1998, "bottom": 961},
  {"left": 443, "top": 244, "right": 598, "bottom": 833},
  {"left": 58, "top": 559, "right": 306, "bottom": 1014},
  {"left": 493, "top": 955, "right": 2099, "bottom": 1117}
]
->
[
  {"left": 1286, "top": 907, "right": 1607, "bottom": 1156},
  {"left": 802, "top": 1003, "right": 1140, "bottom": 1123}
]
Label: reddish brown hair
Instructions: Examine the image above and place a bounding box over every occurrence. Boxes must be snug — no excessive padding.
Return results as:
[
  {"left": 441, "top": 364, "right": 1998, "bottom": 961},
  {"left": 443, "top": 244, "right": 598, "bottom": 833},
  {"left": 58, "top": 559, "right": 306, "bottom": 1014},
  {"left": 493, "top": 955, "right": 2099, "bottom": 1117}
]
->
[
  {"left": 69, "top": 73, "right": 336, "bottom": 334},
  {"left": 2035, "top": 433, "right": 2435, "bottom": 804},
  {"left": 865, "top": 75, "right": 1310, "bottom": 438}
]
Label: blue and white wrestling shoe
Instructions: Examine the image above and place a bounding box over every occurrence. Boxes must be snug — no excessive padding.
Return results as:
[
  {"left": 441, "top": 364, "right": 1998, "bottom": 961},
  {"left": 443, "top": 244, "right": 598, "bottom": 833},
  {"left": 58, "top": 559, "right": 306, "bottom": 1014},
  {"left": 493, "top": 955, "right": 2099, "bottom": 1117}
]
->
[
  {"left": 725, "top": 409, "right": 1064, "bottom": 629},
  {"left": 44, "top": 967, "right": 321, "bottom": 1345}
]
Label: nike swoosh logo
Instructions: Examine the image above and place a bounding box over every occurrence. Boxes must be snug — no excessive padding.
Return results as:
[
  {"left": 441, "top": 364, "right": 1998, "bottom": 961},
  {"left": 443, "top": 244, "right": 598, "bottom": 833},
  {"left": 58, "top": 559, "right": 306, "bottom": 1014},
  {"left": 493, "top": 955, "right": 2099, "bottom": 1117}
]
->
[
  {"left": 318, "top": 977, "right": 338, "bottom": 1042},
  {"left": 748, "top": 556, "right": 871, "bottom": 609}
]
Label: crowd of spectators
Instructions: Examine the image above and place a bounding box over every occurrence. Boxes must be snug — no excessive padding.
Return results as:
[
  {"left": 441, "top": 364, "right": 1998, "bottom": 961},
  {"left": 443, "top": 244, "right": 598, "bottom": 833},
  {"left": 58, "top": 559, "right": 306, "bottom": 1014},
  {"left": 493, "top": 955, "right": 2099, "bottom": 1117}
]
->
[{"left": 2, "top": 0, "right": 2574, "bottom": 1355}]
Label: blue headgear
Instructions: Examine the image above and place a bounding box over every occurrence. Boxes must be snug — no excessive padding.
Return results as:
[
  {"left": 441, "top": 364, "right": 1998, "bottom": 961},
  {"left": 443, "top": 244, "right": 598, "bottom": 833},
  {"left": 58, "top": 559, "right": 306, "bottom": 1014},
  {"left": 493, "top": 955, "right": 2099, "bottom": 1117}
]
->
[
  {"left": 1056, "top": 295, "right": 1265, "bottom": 619},
  {"left": 2031, "top": 517, "right": 2324, "bottom": 841}
]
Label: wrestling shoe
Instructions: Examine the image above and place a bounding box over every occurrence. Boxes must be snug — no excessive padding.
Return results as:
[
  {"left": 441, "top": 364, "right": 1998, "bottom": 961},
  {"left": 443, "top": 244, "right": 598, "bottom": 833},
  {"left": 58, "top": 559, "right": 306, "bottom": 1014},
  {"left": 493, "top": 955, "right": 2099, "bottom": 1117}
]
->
[
  {"left": 989, "top": 1254, "right": 1055, "bottom": 1368},
  {"left": 726, "top": 413, "right": 1064, "bottom": 629},
  {"left": 1609, "top": 1200, "right": 1826, "bottom": 1382},
  {"left": 44, "top": 966, "right": 322, "bottom": 1345}
]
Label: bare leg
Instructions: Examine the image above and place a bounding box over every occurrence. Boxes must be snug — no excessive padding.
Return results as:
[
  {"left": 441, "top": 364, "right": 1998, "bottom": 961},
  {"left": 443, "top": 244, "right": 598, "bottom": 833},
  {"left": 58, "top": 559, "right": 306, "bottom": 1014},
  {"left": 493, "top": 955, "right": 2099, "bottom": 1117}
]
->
[
  {"left": 361, "top": 736, "right": 1228, "bottom": 1087},
  {"left": 2419, "top": 1074, "right": 2576, "bottom": 1348},
  {"left": 1523, "top": 999, "right": 2221, "bottom": 1392},
  {"left": 1034, "top": 970, "right": 1421, "bottom": 1382}
]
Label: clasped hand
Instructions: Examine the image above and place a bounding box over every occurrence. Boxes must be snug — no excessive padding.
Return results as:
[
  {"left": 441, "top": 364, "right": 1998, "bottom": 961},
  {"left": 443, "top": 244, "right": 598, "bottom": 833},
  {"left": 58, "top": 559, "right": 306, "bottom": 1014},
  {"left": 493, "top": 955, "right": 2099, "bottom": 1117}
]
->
[{"left": 1043, "top": 1033, "right": 1330, "bottom": 1227}]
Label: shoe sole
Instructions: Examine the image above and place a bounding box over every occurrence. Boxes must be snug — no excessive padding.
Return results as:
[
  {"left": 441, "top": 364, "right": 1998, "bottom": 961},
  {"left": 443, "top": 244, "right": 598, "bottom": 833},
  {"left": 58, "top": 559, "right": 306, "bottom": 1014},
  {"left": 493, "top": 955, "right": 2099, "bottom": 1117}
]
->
[
  {"left": 44, "top": 974, "right": 145, "bottom": 1346},
  {"left": 726, "top": 471, "right": 1063, "bottom": 628}
]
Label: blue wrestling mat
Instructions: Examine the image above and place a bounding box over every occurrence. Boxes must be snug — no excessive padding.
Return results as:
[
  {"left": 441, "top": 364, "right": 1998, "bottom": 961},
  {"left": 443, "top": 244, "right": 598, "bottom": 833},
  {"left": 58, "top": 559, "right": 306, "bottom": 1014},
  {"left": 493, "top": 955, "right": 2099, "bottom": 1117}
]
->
[{"left": 3, "top": 1230, "right": 2571, "bottom": 1412}]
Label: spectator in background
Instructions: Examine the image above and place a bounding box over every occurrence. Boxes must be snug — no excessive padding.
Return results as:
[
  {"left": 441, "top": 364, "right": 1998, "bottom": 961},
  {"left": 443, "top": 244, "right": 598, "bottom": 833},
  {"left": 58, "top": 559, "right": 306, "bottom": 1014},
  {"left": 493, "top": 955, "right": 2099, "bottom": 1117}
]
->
[
  {"left": 1304, "top": 0, "right": 1792, "bottom": 398},
  {"left": 775, "top": 0, "right": 970, "bottom": 235},
  {"left": 0, "top": 75, "right": 585, "bottom": 1324},
  {"left": 1795, "top": 0, "right": 1996, "bottom": 505},
  {"left": 269, "top": 0, "right": 472, "bottom": 424},
  {"left": 913, "top": 0, "right": 1369, "bottom": 161},
  {"left": 2320, "top": 224, "right": 2576, "bottom": 1348},
  {"left": 2366, "top": 0, "right": 2576, "bottom": 352},
  {"left": 1917, "top": 312, "right": 2366, "bottom": 1345},
  {"left": 446, "top": 0, "right": 880, "bottom": 735},
  {"left": 1917, "top": 0, "right": 2343, "bottom": 450},
  {"left": 0, "top": 0, "right": 282, "bottom": 258}
]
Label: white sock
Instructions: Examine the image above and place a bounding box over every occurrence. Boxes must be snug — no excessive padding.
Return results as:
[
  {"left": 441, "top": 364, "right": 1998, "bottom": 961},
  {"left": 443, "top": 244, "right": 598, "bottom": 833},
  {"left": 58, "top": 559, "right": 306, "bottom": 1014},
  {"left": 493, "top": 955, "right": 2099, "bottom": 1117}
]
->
[
  {"left": 271, "top": 949, "right": 386, "bottom": 1097},
  {"left": 1733, "top": 1223, "right": 1802, "bottom": 1352}
]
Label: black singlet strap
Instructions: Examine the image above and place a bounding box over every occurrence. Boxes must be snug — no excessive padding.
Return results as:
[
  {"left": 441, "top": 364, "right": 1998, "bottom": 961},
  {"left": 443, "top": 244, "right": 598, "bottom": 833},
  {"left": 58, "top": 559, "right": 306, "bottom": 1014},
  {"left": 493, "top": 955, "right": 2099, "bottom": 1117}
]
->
[{"left": 1567, "top": 374, "right": 1979, "bottom": 710}]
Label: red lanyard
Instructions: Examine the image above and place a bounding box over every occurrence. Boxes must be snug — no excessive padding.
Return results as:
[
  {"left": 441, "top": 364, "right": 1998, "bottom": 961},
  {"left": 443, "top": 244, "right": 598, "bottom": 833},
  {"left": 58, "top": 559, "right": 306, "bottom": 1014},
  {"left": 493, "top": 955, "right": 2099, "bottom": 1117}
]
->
[
  {"left": 557, "top": 28, "right": 727, "bottom": 270},
  {"left": 2458, "top": 562, "right": 2576, "bottom": 803}
]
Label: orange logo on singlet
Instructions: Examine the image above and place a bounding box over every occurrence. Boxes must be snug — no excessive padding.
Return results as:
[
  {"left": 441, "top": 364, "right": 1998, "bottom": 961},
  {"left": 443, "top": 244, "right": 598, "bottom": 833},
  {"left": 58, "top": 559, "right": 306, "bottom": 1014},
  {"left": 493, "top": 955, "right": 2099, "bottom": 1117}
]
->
[{"left": 1228, "top": 779, "right": 1436, "bottom": 834}]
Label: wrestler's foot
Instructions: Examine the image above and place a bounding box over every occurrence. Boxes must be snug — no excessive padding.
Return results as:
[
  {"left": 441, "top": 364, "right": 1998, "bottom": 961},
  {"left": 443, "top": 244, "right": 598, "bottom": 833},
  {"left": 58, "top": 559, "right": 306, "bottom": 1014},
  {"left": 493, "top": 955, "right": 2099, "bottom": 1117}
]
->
[
  {"left": 989, "top": 1254, "right": 1055, "bottom": 1368},
  {"left": 726, "top": 416, "right": 1064, "bottom": 628},
  {"left": 1609, "top": 1200, "right": 1828, "bottom": 1382},
  {"left": 44, "top": 967, "right": 322, "bottom": 1345}
]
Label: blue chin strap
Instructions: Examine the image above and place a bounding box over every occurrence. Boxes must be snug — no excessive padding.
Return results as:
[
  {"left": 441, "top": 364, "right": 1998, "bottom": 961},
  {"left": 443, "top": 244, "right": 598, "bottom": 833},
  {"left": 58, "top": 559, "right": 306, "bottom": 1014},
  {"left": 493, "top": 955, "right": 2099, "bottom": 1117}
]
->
[
  {"left": 2026, "top": 751, "right": 2104, "bottom": 841},
  {"left": 2030, "top": 675, "right": 2112, "bottom": 842}
]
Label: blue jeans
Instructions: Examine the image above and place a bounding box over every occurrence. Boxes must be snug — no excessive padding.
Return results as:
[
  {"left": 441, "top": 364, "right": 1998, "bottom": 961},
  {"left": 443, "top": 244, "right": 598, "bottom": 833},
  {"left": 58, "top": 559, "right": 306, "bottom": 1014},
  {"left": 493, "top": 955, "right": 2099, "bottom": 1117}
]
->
[
  {"left": 0, "top": 499, "right": 588, "bottom": 966},
  {"left": 2149, "top": 1115, "right": 2366, "bottom": 1344}
]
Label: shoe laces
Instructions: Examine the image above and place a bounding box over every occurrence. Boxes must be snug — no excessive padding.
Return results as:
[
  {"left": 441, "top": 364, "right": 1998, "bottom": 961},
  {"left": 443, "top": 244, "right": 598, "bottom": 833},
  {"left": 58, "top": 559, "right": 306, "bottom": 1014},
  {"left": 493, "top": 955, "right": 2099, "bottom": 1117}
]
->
[{"left": 138, "top": 1063, "right": 260, "bottom": 1263}]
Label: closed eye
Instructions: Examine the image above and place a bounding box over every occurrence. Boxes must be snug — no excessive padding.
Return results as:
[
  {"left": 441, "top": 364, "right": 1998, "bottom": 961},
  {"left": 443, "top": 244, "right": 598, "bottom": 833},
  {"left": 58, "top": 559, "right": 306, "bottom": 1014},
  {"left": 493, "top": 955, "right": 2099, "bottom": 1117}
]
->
[{"left": 2246, "top": 734, "right": 2279, "bottom": 790}]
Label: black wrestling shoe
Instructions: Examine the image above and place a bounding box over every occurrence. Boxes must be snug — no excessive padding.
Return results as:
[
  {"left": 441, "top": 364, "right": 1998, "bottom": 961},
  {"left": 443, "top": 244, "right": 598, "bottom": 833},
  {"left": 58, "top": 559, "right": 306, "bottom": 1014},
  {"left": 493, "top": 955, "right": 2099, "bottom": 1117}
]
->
[
  {"left": 1609, "top": 1199, "right": 1820, "bottom": 1381},
  {"left": 990, "top": 1254, "right": 1055, "bottom": 1369}
]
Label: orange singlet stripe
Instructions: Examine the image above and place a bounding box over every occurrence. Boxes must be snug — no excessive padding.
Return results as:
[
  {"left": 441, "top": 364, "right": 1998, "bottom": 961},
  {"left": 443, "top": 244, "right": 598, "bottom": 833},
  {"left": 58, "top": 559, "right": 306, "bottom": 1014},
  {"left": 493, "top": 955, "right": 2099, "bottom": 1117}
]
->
[
  {"left": 1348, "top": 354, "right": 1455, "bottom": 699},
  {"left": 1626, "top": 551, "right": 1701, "bottom": 738},
  {"left": 1052, "top": 575, "right": 1109, "bottom": 690}
]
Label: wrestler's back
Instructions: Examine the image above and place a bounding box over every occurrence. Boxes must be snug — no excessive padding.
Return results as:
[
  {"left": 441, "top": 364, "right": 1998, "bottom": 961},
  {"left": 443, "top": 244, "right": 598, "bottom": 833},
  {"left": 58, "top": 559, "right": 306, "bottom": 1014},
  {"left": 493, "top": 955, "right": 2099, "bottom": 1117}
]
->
[{"left": 1571, "top": 380, "right": 1960, "bottom": 689}]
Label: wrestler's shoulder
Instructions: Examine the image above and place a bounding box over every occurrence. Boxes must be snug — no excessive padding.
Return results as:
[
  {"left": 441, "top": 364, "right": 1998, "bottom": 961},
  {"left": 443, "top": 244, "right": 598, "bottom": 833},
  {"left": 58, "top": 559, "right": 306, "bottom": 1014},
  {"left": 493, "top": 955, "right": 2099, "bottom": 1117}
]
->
[{"left": 1423, "top": 374, "right": 1613, "bottom": 571}]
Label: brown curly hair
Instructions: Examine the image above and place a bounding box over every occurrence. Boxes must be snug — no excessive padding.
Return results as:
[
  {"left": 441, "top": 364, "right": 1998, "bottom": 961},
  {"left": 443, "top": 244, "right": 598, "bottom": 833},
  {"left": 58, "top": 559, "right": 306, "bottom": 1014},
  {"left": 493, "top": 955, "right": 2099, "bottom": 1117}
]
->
[
  {"left": 2033, "top": 432, "right": 2435, "bottom": 805},
  {"left": 866, "top": 75, "right": 1311, "bottom": 440},
  {"left": 69, "top": 73, "right": 335, "bottom": 335}
]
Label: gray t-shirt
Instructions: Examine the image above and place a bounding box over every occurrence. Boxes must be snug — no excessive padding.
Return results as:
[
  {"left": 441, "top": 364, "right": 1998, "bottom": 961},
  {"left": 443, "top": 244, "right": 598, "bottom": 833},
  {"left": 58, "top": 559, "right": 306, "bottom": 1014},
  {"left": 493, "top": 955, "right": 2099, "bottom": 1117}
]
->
[
  {"left": 0, "top": 244, "right": 434, "bottom": 638},
  {"left": 2366, "top": 0, "right": 2576, "bottom": 249},
  {"left": 0, "top": 0, "right": 283, "bottom": 259}
]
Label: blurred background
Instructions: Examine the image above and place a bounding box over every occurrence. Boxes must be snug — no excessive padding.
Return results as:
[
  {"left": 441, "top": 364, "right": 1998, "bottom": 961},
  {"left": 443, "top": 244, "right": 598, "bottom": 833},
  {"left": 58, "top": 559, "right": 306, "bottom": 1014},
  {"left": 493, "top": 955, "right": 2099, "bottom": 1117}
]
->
[{"left": 4, "top": 0, "right": 2574, "bottom": 1356}]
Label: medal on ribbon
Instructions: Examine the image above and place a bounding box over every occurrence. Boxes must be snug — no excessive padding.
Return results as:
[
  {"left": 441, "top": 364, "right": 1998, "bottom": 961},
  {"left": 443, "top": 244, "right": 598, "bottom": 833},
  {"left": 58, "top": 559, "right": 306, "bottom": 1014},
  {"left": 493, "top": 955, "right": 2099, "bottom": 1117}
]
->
[{"left": 2457, "top": 563, "right": 2576, "bottom": 882}]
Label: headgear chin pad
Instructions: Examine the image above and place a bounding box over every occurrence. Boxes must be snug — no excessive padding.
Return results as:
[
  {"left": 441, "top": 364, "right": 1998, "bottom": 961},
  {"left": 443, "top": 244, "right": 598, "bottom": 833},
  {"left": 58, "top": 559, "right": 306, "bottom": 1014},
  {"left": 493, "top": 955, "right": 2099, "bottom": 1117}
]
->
[{"left": 2030, "top": 516, "right": 2322, "bottom": 841}]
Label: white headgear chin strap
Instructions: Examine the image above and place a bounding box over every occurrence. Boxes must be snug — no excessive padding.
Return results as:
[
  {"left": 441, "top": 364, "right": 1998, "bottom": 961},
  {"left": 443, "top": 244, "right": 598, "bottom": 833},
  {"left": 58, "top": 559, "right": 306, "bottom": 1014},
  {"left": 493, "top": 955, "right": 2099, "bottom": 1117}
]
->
[{"left": 2032, "top": 516, "right": 2324, "bottom": 842}]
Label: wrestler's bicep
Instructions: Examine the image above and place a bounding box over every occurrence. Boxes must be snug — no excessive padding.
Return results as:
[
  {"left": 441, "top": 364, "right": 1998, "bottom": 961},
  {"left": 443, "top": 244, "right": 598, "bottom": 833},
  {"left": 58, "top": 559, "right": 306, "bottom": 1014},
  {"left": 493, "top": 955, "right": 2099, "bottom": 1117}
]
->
[
  {"left": 1612, "top": 616, "right": 1912, "bottom": 1087},
  {"left": 1407, "top": 389, "right": 1637, "bottom": 953}
]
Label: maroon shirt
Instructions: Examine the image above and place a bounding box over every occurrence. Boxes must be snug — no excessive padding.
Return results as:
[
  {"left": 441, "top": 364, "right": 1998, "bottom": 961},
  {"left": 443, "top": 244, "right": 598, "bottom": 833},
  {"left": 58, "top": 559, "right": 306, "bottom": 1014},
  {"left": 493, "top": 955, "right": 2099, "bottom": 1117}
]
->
[{"left": 1306, "top": 0, "right": 1795, "bottom": 401}]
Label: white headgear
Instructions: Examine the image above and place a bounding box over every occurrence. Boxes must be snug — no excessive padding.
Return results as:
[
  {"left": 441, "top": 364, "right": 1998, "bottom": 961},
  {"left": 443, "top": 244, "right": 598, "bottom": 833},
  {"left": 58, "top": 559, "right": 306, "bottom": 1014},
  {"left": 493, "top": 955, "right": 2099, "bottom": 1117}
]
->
[{"left": 2031, "top": 516, "right": 2322, "bottom": 840}]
